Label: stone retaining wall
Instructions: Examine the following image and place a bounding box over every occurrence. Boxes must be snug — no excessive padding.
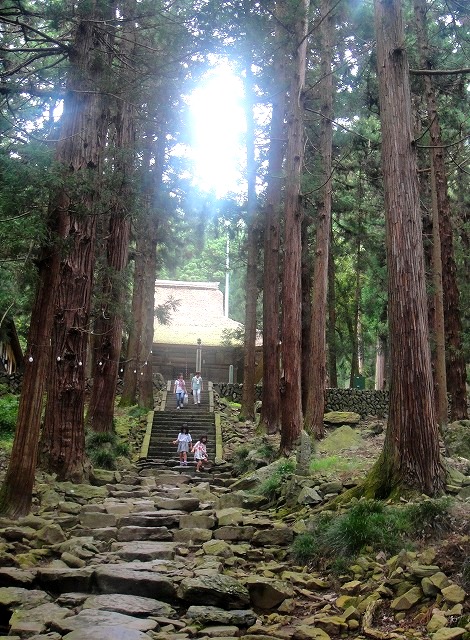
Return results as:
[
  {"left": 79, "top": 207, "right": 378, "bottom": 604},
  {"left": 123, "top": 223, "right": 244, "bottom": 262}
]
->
[
  {"left": 213, "top": 383, "right": 389, "bottom": 418},
  {"left": 0, "top": 372, "right": 388, "bottom": 417}
]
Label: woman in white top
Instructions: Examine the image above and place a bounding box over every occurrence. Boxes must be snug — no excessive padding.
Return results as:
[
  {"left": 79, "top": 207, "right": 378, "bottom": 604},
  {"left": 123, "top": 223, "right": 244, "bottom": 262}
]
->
[{"left": 174, "top": 373, "right": 186, "bottom": 409}]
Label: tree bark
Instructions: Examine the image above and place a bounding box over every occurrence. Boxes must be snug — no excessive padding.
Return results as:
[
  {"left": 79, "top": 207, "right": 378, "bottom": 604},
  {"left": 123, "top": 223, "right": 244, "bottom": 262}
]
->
[
  {"left": 119, "top": 237, "right": 145, "bottom": 406},
  {"left": 0, "top": 236, "right": 61, "bottom": 516},
  {"left": 430, "top": 155, "right": 448, "bottom": 429},
  {"left": 349, "top": 212, "right": 362, "bottom": 388},
  {"left": 327, "top": 223, "right": 338, "bottom": 387},
  {"left": 280, "top": 0, "right": 310, "bottom": 455},
  {"left": 241, "top": 61, "right": 259, "bottom": 423},
  {"left": 260, "top": 5, "right": 286, "bottom": 434},
  {"left": 138, "top": 125, "right": 166, "bottom": 410},
  {"left": 413, "top": 0, "right": 467, "bottom": 421},
  {"left": 38, "top": 8, "right": 114, "bottom": 481},
  {"left": 368, "top": 0, "right": 444, "bottom": 496},
  {"left": 304, "top": 0, "right": 334, "bottom": 438},
  {"left": 86, "top": 98, "right": 135, "bottom": 431}
]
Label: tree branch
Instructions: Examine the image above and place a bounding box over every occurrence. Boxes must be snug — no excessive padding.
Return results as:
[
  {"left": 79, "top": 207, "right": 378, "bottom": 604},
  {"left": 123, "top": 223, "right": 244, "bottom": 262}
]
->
[{"left": 410, "top": 67, "right": 470, "bottom": 75}]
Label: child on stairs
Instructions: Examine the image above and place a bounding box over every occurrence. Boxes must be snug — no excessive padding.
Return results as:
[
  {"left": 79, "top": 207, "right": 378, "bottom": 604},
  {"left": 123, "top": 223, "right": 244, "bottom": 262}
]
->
[
  {"left": 173, "top": 424, "right": 192, "bottom": 466},
  {"left": 191, "top": 435, "right": 208, "bottom": 472}
]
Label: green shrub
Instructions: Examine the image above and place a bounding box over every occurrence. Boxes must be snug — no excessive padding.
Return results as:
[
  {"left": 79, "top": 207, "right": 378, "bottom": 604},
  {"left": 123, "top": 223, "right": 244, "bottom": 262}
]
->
[
  {"left": 290, "top": 497, "right": 454, "bottom": 568},
  {"left": 0, "top": 394, "right": 19, "bottom": 434},
  {"left": 259, "top": 458, "right": 296, "bottom": 500},
  {"left": 256, "top": 441, "right": 277, "bottom": 463},
  {"left": 115, "top": 442, "right": 130, "bottom": 457},
  {"left": 403, "top": 497, "right": 452, "bottom": 536},
  {"left": 86, "top": 430, "right": 117, "bottom": 448},
  {"left": 291, "top": 532, "right": 318, "bottom": 564},
  {"left": 232, "top": 445, "right": 254, "bottom": 475},
  {"left": 90, "top": 448, "right": 116, "bottom": 470},
  {"left": 462, "top": 558, "right": 470, "bottom": 590},
  {"left": 128, "top": 405, "right": 148, "bottom": 418},
  {"left": 310, "top": 456, "right": 340, "bottom": 473},
  {"left": 259, "top": 474, "right": 283, "bottom": 500},
  {"left": 323, "top": 500, "right": 407, "bottom": 557},
  {"left": 86, "top": 428, "right": 130, "bottom": 469}
]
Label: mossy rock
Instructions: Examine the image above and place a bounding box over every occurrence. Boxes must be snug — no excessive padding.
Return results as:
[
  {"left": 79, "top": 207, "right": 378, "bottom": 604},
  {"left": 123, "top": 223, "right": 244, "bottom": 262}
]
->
[
  {"left": 323, "top": 412, "right": 361, "bottom": 426},
  {"left": 317, "top": 426, "right": 363, "bottom": 454}
]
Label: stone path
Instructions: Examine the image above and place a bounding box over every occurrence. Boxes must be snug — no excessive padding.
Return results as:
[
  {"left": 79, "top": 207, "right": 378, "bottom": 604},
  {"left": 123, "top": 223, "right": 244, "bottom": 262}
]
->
[
  {"left": 0, "top": 461, "right": 469, "bottom": 640},
  {"left": 0, "top": 467, "right": 299, "bottom": 640}
]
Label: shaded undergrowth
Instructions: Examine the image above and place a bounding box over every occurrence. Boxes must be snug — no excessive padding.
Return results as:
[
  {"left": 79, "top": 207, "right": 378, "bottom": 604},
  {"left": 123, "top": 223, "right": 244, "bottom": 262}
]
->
[
  {"left": 291, "top": 497, "right": 453, "bottom": 569},
  {"left": 86, "top": 429, "right": 130, "bottom": 470}
]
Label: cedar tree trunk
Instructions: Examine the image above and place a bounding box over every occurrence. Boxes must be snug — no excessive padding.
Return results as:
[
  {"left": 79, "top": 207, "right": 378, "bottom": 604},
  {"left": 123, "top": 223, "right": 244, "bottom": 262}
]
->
[
  {"left": 304, "top": 0, "right": 334, "bottom": 438},
  {"left": 40, "top": 13, "right": 113, "bottom": 481},
  {"left": 86, "top": 99, "right": 135, "bottom": 431},
  {"left": 413, "top": 0, "right": 467, "bottom": 420},
  {"left": 365, "top": 0, "right": 444, "bottom": 497},
  {"left": 280, "top": 0, "right": 310, "bottom": 455},
  {"left": 260, "top": 5, "right": 286, "bottom": 434}
]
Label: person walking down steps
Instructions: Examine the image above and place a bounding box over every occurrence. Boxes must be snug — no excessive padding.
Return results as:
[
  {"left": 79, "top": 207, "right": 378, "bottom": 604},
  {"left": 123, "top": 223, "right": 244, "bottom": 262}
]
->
[
  {"left": 174, "top": 373, "right": 187, "bottom": 409},
  {"left": 191, "top": 435, "right": 208, "bottom": 472},
  {"left": 191, "top": 371, "right": 203, "bottom": 405},
  {"left": 173, "top": 424, "right": 192, "bottom": 466}
]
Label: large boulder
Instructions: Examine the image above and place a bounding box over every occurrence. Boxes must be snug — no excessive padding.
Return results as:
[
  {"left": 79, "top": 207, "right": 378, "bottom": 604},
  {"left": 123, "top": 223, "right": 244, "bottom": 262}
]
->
[
  {"left": 94, "top": 566, "right": 176, "bottom": 601},
  {"left": 52, "top": 609, "right": 157, "bottom": 634},
  {"left": 82, "top": 594, "right": 176, "bottom": 617},
  {"left": 323, "top": 412, "right": 361, "bottom": 426},
  {"left": 177, "top": 575, "right": 250, "bottom": 609}
]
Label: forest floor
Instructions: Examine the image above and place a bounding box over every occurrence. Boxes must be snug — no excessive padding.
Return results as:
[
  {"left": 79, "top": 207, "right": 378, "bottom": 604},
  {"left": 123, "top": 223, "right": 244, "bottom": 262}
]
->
[{"left": 0, "top": 404, "right": 469, "bottom": 640}]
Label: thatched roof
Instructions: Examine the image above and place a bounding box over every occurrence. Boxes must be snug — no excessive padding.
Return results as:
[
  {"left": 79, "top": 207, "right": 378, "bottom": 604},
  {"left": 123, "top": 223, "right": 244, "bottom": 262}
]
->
[{"left": 153, "top": 280, "right": 243, "bottom": 347}]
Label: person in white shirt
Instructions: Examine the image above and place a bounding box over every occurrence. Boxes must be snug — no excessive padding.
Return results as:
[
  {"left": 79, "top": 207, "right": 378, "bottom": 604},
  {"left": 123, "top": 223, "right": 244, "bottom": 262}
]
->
[
  {"left": 191, "top": 372, "right": 203, "bottom": 405},
  {"left": 174, "top": 373, "right": 186, "bottom": 409},
  {"left": 173, "top": 424, "right": 192, "bottom": 465}
]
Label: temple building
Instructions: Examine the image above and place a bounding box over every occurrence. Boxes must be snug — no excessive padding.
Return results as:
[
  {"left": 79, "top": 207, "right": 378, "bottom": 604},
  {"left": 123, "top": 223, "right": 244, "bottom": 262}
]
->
[{"left": 151, "top": 280, "right": 244, "bottom": 382}]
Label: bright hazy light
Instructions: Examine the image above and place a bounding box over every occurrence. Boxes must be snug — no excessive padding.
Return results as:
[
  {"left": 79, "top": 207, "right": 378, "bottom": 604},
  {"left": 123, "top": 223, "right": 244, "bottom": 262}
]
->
[{"left": 189, "top": 63, "right": 246, "bottom": 197}]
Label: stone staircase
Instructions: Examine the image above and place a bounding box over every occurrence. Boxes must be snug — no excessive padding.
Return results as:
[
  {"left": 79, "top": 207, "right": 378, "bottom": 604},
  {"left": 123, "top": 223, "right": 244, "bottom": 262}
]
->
[{"left": 138, "top": 384, "right": 219, "bottom": 476}]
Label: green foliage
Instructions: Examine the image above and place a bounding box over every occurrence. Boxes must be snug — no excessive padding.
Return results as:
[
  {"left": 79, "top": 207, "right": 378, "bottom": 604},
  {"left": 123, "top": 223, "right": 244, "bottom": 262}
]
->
[
  {"left": 256, "top": 441, "right": 277, "bottom": 463},
  {"left": 232, "top": 445, "right": 253, "bottom": 475},
  {"left": 86, "top": 430, "right": 117, "bottom": 448},
  {"left": 259, "top": 458, "right": 296, "bottom": 501},
  {"left": 231, "top": 439, "right": 278, "bottom": 476},
  {"left": 90, "top": 449, "right": 116, "bottom": 470},
  {"left": 115, "top": 442, "right": 130, "bottom": 457},
  {"left": 85, "top": 429, "right": 130, "bottom": 470},
  {"left": 322, "top": 500, "right": 407, "bottom": 557},
  {"left": 290, "top": 532, "right": 318, "bottom": 565},
  {"left": 404, "top": 497, "right": 453, "bottom": 536},
  {"left": 309, "top": 456, "right": 357, "bottom": 473},
  {"left": 0, "top": 394, "right": 19, "bottom": 435},
  {"left": 290, "top": 498, "right": 454, "bottom": 566},
  {"left": 462, "top": 558, "right": 470, "bottom": 591},
  {"left": 128, "top": 406, "right": 148, "bottom": 419}
]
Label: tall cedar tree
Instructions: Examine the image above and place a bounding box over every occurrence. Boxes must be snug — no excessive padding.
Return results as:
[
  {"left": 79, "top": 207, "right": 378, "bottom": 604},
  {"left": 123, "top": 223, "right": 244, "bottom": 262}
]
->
[
  {"left": 362, "top": 0, "right": 444, "bottom": 496},
  {"left": 413, "top": 0, "right": 467, "bottom": 421},
  {"left": 304, "top": 0, "right": 335, "bottom": 438},
  {"left": 241, "top": 59, "right": 259, "bottom": 422},
  {"left": 0, "top": 2, "right": 114, "bottom": 513},
  {"left": 86, "top": 98, "right": 135, "bottom": 431},
  {"left": 280, "top": 0, "right": 310, "bottom": 455},
  {"left": 120, "top": 109, "right": 165, "bottom": 409},
  {"left": 260, "top": 2, "right": 286, "bottom": 435},
  {"left": 139, "top": 127, "right": 167, "bottom": 409},
  {"left": 327, "top": 225, "right": 338, "bottom": 387},
  {"left": 39, "top": 6, "right": 114, "bottom": 481}
]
